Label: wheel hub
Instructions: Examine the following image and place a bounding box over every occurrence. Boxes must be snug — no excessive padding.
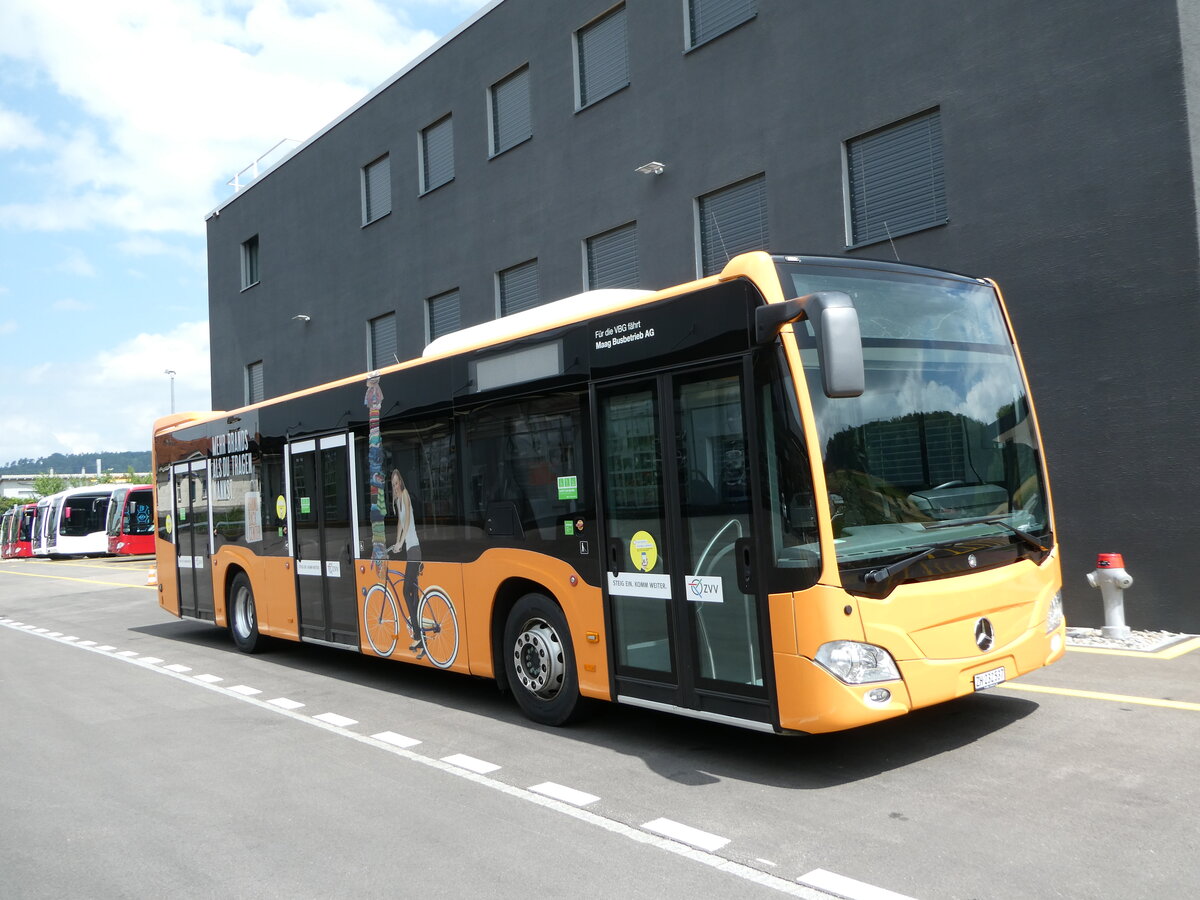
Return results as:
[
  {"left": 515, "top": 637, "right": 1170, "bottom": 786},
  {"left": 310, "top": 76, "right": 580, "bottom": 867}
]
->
[{"left": 513, "top": 620, "right": 564, "bottom": 698}]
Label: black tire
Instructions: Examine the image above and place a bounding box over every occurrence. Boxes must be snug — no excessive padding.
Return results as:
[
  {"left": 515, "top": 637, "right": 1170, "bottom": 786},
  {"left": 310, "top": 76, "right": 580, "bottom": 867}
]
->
[
  {"left": 229, "top": 572, "right": 265, "bottom": 653},
  {"left": 503, "top": 593, "right": 586, "bottom": 726}
]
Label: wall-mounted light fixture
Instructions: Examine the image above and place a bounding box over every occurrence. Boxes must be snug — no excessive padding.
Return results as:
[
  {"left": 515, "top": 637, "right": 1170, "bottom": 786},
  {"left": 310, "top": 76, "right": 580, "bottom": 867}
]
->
[
  {"left": 635, "top": 161, "right": 666, "bottom": 176},
  {"left": 292, "top": 314, "right": 311, "bottom": 323}
]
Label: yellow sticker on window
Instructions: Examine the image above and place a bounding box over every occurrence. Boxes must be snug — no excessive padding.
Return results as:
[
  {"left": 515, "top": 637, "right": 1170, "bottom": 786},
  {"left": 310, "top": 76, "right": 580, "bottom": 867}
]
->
[{"left": 630, "top": 530, "right": 658, "bottom": 572}]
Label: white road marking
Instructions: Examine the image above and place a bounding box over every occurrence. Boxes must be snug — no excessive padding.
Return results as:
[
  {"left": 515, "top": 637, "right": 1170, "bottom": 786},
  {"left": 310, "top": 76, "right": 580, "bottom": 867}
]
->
[
  {"left": 137, "top": 656, "right": 164, "bottom": 665},
  {"left": 313, "top": 712, "right": 357, "bottom": 728},
  {"left": 62, "top": 636, "right": 78, "bottom": 641},
  {"left": 97, "top": 645, "right": 116, "bottom": 651},
  {"left": 372, "top": 731, "right": 421, "bottom": 749},
  {"left": 2, "top": 618, "right": 833, "bottom": 898},
  {"left": 163, "top": 664, "right": 192, "bottom": 673},
  {"left": 115, "top": 650, "right": 138, "bottom": 657},
  {"left": 442, "top": 753, "right": 500, "bottom": 775},
  {"left": 529, "top": 782, "right": 599, "bottom": 807},
  {"left": 78, "top": 640, "right": 97, "bottom": 647},
  {"left": 268, "top": 697, "right": 305, "bottom": 710},
  {"left": 798, "top": 868, "right": 917, "bottom": 900},
  {"left": 228, "top": 685, "right": 262, "bottom": 696},
  {"left": 642, "top": 818, "right": 730, "bottom": 853}
]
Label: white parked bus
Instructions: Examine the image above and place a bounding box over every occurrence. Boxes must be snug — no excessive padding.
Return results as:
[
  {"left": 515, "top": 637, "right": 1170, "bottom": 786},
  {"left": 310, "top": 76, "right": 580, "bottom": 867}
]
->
[{"left": 31, "top": 486, "right": 116, "bottom": 557}]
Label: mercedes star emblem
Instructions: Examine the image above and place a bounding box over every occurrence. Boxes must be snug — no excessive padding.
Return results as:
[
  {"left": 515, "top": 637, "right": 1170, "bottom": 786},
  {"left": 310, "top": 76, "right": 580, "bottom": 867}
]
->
[{"left": 975, "top": 617, "right": 995, "bottom": 652}]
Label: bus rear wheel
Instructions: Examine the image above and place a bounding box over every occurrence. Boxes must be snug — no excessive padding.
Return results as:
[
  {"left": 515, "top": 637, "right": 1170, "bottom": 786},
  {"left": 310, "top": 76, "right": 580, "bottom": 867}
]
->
[
  {"left": 503, "top": 593, "right": 585, "bottom": 726},
  {"left": 229, "top": 572, "right": 265, "bottom": 654}
]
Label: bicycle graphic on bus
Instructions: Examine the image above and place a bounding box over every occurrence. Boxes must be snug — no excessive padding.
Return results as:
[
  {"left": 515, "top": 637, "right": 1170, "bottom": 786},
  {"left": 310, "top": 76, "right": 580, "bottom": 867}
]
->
[{"left": 361, "top": 562, "right": 458, "bottom": 668}]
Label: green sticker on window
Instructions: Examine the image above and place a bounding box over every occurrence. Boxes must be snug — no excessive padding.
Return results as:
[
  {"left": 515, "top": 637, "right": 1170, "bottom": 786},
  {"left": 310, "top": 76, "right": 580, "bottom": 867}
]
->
[
  {"left": 557, "top": 475, "right": 578, "bottom": 500},
  {"left": 300, "top": 497, "right": 311, "bottom": 514},
  {"left": 564, "top": 520, "right": 575, "bottom": 536}
]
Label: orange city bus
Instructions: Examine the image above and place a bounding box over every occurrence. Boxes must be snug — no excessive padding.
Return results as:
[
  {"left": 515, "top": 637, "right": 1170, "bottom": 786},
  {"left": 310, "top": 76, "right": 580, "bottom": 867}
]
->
[{"left": 152, "top": 251, "right": 1064, "bottom": 734}]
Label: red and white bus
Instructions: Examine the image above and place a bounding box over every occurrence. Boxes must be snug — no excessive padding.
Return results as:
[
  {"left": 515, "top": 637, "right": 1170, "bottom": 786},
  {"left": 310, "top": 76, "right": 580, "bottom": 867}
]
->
[
  {"left": 3, "top": 503, "right": 36, "bottom": 558},
  {"left": 32, "top": 486, "right": 116, "bottom": 557},
  {"left": 106, "top": 484, "right": 155, "bottom": 555}
]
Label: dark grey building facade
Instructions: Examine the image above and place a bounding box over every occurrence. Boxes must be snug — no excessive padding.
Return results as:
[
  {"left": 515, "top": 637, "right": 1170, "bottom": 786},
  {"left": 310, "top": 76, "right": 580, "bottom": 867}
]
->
[{"left": 206, "top": 0, "right": 1200, "bottom": 632}]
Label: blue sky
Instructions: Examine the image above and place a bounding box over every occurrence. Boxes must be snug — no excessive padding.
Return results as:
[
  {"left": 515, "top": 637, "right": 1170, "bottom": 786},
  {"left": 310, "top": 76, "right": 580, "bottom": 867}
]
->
[{"left": 0, "top": 0, "right": 488, "bottom": 468}]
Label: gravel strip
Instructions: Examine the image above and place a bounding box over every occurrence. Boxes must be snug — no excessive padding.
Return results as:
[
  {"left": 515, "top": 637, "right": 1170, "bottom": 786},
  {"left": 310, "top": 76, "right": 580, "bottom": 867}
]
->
[{"left": 1065, "top": 627, "right": 1195, "bottom": 652}]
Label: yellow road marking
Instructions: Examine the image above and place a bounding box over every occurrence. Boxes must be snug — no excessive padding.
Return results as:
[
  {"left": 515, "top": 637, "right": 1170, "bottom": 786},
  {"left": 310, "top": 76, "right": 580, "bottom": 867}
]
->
[
  {"left": 1066, "top": 637, "right": 1200, "bottom": 659},
  {"left": 0, "top": 567, "right": 154, "bottom": 591},
  {"left": 1001, "top": 682, "right": 1200, "bottom": 712}
]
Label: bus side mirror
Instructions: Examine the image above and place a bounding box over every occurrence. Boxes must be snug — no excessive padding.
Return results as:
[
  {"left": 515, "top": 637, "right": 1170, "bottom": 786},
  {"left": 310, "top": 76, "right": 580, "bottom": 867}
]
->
[{"left": 755, "top": 291, "right": 864, "bottom": 398}]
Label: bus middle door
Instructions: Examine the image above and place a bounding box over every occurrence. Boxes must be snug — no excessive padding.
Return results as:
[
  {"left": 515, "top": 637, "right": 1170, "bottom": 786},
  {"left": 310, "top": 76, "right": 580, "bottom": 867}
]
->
[{"left": 287, "top": 434, "right": 359, "bottom": 648}]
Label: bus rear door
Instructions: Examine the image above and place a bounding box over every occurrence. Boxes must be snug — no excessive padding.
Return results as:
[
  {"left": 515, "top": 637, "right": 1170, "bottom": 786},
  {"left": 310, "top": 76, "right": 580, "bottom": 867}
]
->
[
  {"left": 171, "top": 461, "right": 215, "bottom": 619},
  {"left": 286, "top": 434, "right": 359, "bottom": 647}
]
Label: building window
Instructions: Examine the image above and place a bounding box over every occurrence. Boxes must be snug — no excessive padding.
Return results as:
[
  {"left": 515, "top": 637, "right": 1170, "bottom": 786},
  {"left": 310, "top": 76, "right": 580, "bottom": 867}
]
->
[
  {"left": 576, "top": 5, "right": 629, "bottom": 109},
  {"left": 420, "top": 115, "right": 454, "bottom": 194},
  {"left": 362, "top": 154, "right": 391, "bottom": 225},
  {"left": 245, "top": 360, "right": 264, "bottom": 405},
  {"left": 586, "top": 222, "right": 639, "bottom": 289},
  {"left": 240, "top": 235, "right": 259, "bottom": 289},
  {"left": 686, "top": 0, "right": 756, "bottom": 50},
  {"left": 498, "top": 259, "right": 540, "bottom": 316},
  {"left": 368, "top": 312, "right": 397, "bottom": 369},
  {"left": 844, "top": 108, "right": 947, "bottom": 248},
  {"left": 427, "top": 289, "right": 462, "bottom": 343},
  {"left": 489, "top": 66, "right": 532, "bottom": 157},
  {"left": 697, "top": 174, "right": 767, "bottom": 277}
]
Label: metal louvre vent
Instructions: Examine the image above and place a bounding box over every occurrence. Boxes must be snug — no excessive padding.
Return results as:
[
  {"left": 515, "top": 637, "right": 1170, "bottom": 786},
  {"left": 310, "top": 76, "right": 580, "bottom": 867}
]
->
[
  {"left": 698, "top": 174, "right": 767, "bottom": 276},
  {"left": 363, "top": 155, "right": 391, "bottom": 224},
  {"left": 369, "top": 312, "right": 397, "bottom": 368},
  {"left": 846, "top": 109, "right": 946, "bottom": 246},
  {"left": 578, "top": 5, "right": 629, "bottom": 107},
  {"left": 427, "top": 290, "right": 461, "bottom": 342},
  {"left": 422, "top": 115, "right": 454, "bottom": 192},
  {"left": 587, "top": 223, "right": 639, "bottom": 288},
  {"left": 491, "top": 66, "right": 531, "bottom": 155},
  {"left": 688, "top": 0, "right": 757, "bottom": 48},
  {"left": 499, "top": 260, "right": 540, "bottom": 316}
]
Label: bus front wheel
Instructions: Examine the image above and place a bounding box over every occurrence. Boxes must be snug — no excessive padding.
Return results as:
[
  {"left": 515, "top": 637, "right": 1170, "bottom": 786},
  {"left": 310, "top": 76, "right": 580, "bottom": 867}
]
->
[
  {"left": 503, "top": 593, "right": 584, "bottom": 726},
  {"left": 229, "top": 572, "right": 265, "bottom": 654}
]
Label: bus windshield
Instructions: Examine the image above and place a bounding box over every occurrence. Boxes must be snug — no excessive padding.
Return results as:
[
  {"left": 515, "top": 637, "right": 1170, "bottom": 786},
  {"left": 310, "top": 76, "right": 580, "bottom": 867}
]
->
[{"left": 779, "top": 263, "right": 1050, "bottom": 575}]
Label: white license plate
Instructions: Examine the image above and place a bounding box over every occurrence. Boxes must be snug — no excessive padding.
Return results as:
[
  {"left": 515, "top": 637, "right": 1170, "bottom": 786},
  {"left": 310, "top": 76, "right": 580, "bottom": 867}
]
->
[{"left": 973, "top": 666, "right": 1007, "bottom": 691}]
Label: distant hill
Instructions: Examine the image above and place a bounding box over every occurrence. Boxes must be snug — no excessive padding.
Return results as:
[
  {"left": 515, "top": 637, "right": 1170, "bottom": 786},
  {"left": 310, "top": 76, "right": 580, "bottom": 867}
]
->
[{"left": 0, "top": 452, "right": 151, "bottom": 476}]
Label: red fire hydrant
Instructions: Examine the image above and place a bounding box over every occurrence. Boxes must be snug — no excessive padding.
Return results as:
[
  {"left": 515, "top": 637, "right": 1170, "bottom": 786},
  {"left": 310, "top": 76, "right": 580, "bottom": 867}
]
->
[{"left": 1086, "top": 553, "right": 1133, "bottom": 639}]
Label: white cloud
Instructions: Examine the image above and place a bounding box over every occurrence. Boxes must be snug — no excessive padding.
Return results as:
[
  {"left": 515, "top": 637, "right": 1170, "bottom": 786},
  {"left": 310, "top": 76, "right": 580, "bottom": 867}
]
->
[
  {"left": 0, "top": 104, "right": 46, "bottom": 150},
  {"left": 57, "top": 249, "right": 96, "bottom": 277},
  {"left": 0, "top": 320, "right": 211, "bottom": 463},
  {"left": 0, "top": 0, "right": 460, "bottom": 236},
  {"left": 0, "top": 320, "right": 16, "bottom": 335}
]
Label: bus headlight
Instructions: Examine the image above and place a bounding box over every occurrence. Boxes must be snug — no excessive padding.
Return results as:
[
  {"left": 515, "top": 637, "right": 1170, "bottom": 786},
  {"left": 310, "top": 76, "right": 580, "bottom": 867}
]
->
[
  {"left": 1046, "top": 590, "right": 1064, "bottom": 633},
  {"left": 815, "top": 640, "right": 900, "bottom": 684}
]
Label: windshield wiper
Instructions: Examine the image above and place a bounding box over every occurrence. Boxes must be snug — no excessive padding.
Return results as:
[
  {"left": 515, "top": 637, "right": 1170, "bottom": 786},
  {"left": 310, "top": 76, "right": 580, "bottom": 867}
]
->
[
  {"left": 923, "top": 516, "right": 1050, "bottom": 553},
  {"left": 863, "top": 546, "right": 936, "bottom": 585}
]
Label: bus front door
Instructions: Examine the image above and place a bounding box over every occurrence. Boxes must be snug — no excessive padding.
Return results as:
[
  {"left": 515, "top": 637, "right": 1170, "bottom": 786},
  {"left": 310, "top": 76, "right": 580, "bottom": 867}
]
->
[
  {"left": 597, "top": 362, "right": 772, "bottom": 728},
  {"left": 172, "top": 460, "right": 215, "bottom": 620},
  {"left": 287, "top": 434, "right": 359, "bottom": 647}
]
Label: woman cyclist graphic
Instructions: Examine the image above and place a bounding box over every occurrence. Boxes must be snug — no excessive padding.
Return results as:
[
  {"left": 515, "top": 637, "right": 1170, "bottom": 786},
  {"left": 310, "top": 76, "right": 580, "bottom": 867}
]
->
[{"left": 389, "top": 468, "right": 423, "bottom": 652}]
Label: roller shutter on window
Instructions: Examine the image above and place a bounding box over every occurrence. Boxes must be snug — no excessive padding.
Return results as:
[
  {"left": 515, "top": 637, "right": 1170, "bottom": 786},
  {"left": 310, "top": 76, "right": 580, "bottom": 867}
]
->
[
  {"left": 427, "top": 290, "right": 461, "bottom": 342},
  {"left": 688, "top": 0, "right": 756, "bottom": 48},
  {"left": 846, "top": 109, "right": 946, "bottom": 247},
  {"left": 499, "top": 260, "right": 540, "bottom": 316},
  {"left": 578, "top": 5, "right": 628, "bottom": 107},
  {"left": 369, "top": 313, "right": 397, "bottom": 368},
  {"left": 491, "top": 67, "right": 531, "bottom": 156},
  {"left": 246, "top": 361, "right": 264, "bottom": 405},
  {"left": 698, "top": 174, "right": 767, "bottom": 277},
  {"left": 587, "top": 223, "right": 638, "bottom": 289},
  {"left": 422, "top": 116, "right": 454, "bottom": 192},
  {"left": 363, "top": 155, "right": 391, "bottom": 224}
]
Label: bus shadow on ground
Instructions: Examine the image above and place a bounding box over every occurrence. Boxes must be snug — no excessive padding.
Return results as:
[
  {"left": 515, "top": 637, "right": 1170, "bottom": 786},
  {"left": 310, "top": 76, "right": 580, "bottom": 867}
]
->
[{"left": 132, "top": 618, "right": 1039, "bottom": 790}]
